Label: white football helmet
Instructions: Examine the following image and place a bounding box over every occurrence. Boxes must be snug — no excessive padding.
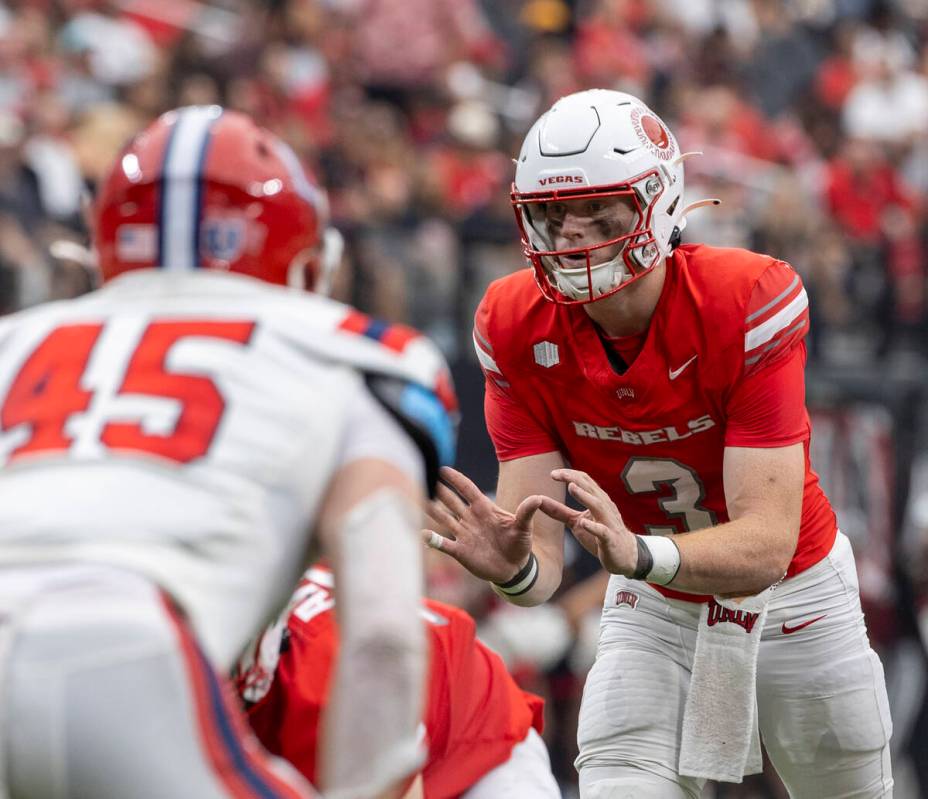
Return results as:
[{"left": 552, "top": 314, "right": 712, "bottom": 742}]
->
[{"left": 512, "top": 89, "right": 687, "bottom": 304}]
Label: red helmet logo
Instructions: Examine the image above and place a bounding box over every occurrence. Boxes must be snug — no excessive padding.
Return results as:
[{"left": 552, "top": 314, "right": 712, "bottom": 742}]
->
[{"left": 641, "top": 115, "right": 670, "bottom": 150}]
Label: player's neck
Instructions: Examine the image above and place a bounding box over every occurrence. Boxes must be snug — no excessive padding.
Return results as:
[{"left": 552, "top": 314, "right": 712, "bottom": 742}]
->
[{"left": 582, "top": 259, "right": 667, "bottom": 338}]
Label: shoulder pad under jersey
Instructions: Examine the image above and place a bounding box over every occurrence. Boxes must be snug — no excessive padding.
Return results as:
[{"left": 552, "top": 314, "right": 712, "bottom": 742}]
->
[
  {"left": 364, "top": 372, "right": 457, "bottom": 498},
  {"left": 335, "top": 308, "right": 458, "bottom": 494},
  {"left": 276, "top": 303, "right": 459, "bottom": 493}
]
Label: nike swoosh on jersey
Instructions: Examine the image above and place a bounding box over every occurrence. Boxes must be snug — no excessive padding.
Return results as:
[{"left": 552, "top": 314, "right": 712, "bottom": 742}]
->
[
  {"left": 668, "top": 354, "right": 698, "bottom": 380},
  {"left": 781, "top": 614, "right": 827, "bottom": 635}
]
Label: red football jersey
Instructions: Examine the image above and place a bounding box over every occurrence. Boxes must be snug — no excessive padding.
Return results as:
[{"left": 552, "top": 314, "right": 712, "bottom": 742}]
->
[
  {"left": 474, "top": 244, "right": 837, "bottom": 601},
  {"left": 238, "top": 568, "right": 544, "bottom": 799}
]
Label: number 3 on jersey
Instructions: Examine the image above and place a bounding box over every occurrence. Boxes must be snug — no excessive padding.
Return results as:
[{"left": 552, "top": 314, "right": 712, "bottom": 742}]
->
[
  {"left": 622, "top": 457, "right": 717, "bottom": 534},
  {"left": 1, "top": 320, "right": 255, "bottom": 464}
]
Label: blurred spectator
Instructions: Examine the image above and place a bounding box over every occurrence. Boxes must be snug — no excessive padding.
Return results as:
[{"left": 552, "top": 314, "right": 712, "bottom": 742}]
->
[
  {"left": 0, "top": 111, "right": 42, "bottom": 232},
  {"left": 70, "top": 102, "right": 145, "bottom": 188},
  {"left": 823, "top": 137, "right": 917, "bottom": 243},
  {"left": 57, "top": 0, "right": 158, "bottom": 86},
  {"left": 22, "top": 90, "right": 83, "bottom": 224},
  {"left": 422, "top": 100, "right": 509, "bottom": 218},
  {"left": 573, "top": 0, "right": 653, "bottom": 95},
  {"left": 815, "top": 21, "right": 862, "bottom": 110},
  {"left": 345, "top": 0, "right": 498, "bottom": 106},
  {"left": 518, "top": 36, "right": 581, "bottom": 111},
  {"left": 654, "top": 0, "right": 758, "bottom": 44},
  {"left": 744, "top": 0, "right": 824, "bottom": 118},
  {"left": 842, "top": 25, "right": 928, "bottom": 146}
]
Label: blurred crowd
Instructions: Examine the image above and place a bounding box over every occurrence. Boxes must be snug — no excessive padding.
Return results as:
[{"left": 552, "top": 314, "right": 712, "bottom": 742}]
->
[
  {"left": 1, "top": 0, "right": 927, "bottom": 795},
  {"left": 1, "top": 0, "right": 926, "bottom": 362}
]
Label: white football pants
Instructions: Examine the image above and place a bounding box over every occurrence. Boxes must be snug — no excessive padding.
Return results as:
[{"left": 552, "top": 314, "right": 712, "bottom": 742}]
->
[
  {"left": 462, "top": 728, "right": 561, "bottom": 799},
  {"left": 0, "top": 564, "right": 318, "bottom": 799},
  {"left": 577, "top": 532, "right": 893, "bottom": 798}
]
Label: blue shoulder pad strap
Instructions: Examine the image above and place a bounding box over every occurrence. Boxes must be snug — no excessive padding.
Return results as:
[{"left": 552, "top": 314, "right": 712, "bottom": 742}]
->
[{"left": 364, "top": 373, "right": 457, "bottom": 497}]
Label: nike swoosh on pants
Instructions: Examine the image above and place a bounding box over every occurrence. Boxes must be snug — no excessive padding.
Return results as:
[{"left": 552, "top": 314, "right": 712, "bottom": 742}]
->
[{"left": 781, "top": 614, "right": 827, "bottom": 634}]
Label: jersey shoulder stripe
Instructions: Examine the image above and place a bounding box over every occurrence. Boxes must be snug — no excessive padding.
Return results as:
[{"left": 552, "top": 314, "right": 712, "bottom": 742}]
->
[
  {"left": 472, "top": 329, "right": 509, "bottom": 388},
  {"left": 338, "top": 309, "right": 420, "bottom": 353},
  {"left": 743, "top": 261, "right": 809, "bottom": 374}
]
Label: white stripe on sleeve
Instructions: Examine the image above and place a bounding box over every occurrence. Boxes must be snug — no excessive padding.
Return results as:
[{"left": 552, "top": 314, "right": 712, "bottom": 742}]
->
[
  {"left": 744, "top": 288, "right": 808, "bottom": 352},
  {"left": 473, "top": 331, "right": 503, "bottom": 375}
]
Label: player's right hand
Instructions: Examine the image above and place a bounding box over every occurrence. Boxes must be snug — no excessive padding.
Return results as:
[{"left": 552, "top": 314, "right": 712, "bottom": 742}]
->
[{"left": 423, "top": 466, "right": 545, "bottom": 584}]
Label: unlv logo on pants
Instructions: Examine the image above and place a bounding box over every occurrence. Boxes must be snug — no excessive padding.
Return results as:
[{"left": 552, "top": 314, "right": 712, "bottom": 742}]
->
[{"left": 615, "top": 590, "right": 639, "bottom": 609}]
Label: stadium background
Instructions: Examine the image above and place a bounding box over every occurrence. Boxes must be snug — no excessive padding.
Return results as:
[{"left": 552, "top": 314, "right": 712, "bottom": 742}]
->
[{"left": 0, "top": 0, "right": 925, "bottom": 795}]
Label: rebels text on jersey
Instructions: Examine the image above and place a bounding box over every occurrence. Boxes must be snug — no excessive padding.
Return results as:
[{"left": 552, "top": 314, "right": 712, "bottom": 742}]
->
[{"left": 475, "top": 244, "right": 836, "bottom": 601}]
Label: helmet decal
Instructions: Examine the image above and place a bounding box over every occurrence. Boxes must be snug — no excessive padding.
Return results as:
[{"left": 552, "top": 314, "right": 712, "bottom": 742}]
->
[
  {"left": 201, "top": 216, "right": 247, "bottom": 262},
  {"left": 630, "top": 107, "right": 675, "bottom": 162},
  {"left": 116, "top": 224, "right": 157, "bottom": 263},
  {"left": 537, "top": 174, "right": 587, "bottom": 187},
  {"left": 642, "top": 116, "right": 670, "bottom": 150}
]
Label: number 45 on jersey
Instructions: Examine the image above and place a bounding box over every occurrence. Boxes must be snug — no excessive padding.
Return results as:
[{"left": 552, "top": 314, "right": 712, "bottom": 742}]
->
[{"left": 0, "top": 319, "right": 254, "bottom": 465}]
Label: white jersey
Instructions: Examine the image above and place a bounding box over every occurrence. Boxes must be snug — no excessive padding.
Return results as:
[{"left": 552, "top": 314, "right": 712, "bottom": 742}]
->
[{"left": 0, "top": 270, "right": 453, "bottom": 669}]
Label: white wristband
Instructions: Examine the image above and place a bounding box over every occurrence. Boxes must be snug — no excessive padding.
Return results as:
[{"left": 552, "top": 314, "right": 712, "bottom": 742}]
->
[{"left": 640, "top": 535, "right": 681, "bottom": 585}]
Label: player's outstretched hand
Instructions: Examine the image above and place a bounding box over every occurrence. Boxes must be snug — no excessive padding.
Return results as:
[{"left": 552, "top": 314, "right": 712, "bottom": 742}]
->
[
  {"left": 424, "top": 466, "right": 546, "bottom": 584},
  {"left": 532, "top": 468, "right": 639, "bottom": 578}
]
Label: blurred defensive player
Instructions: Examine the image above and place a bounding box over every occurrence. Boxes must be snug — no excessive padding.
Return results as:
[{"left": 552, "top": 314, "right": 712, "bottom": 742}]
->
[
  {"left": 236, "top": 565, "right": 561, "bottom": 799},
  {"left": 0, "top": 107, "right": 457, "bottom": 799},
  {"left": 426, "top": 90, "right": 892, "bottom": 797}
]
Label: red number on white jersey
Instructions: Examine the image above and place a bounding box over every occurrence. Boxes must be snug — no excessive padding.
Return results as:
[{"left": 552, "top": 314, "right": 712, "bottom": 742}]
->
[{"left": 1, "top": 320, "right": 255, "bottom": 464}]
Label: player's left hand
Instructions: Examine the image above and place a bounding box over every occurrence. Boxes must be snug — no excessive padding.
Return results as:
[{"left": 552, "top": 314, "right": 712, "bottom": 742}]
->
[{"left": 532, "top": 468, "right": 638, "bottom": 578}]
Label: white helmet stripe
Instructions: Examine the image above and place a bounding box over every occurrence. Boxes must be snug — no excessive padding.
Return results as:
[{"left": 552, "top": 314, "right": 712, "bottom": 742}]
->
[{"left": 158, "top": 106, "right": 223, "bottom": 270}]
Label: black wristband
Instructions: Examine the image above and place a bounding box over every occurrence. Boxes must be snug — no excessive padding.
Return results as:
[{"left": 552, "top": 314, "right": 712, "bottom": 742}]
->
[
  {"left": 493, "top": 552, "right": 539, "bottom": 597},
  {"left": 632, "top": 536, "right": 653, "bottom": 580}
]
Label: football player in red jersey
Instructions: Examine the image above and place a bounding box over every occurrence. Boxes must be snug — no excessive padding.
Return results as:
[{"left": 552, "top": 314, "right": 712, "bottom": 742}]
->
[
  {"left": 236, "top": 565, "right": 561, "bottom": 799},
  {"left": 0, "top": 108, "right": 457, "bottom": 799},
  {"left": 425, "top": 90, "right": 892, "bottom": 798}
]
